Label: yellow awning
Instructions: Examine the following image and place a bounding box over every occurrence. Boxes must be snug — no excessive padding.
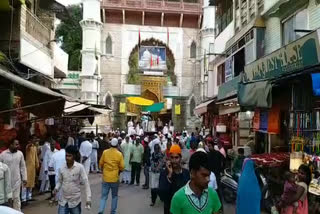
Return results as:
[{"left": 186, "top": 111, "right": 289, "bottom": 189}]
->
[{"left": 127, "top": 97, "right": 154, "bottom": 106}]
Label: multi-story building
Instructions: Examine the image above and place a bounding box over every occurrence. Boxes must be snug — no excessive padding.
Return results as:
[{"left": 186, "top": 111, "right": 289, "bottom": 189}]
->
[
  {"left": 202, "top": 0, "right": 320, "bottom": 150},
  {"left": 0, "top": 0, "right": 69, "bottom": 84},
  {"left": 0, "top": 0, "right": 69, "bottom": 121},
  {"left": 82, "top": 0, "right": 204, "bottom": 131}
]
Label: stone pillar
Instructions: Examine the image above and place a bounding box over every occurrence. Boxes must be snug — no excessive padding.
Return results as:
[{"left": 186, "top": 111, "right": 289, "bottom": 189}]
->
[
  {"left": 112, "top": 95, "right": 127, "bottom": 131},
  {"left": 172, "top": 96, "right": 188, "bottom": 132}
]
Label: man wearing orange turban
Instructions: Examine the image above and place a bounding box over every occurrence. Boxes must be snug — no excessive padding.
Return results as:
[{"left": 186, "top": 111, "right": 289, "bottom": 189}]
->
[{"left": 158, "top": 144, "right": 190, "bottom": 214}]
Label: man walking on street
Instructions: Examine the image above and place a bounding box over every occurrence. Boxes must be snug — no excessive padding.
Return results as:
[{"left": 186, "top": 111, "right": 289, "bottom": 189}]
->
[
  {"left": 158, "top": 144, "right": 190, "bottom": 214},
  {"left": 79, "top": 136, "right": 92, "bottom": 175},
  {"left": 43, "top": 140, "right": 58, "bottom": 200},
  {"left": 142, "top": 137, "right": 151, "bottom": 189},
  {"left": 0, "top": 139, "right": 27, "bottom": 211},
  {"left": 170, "top": 151, "right": 221, "bottom": 214},
  {"left": 22, "top": 135, "right": 39, "bottom": 204},
  {"left": 130, "top": 136, "right": 144, "bottom": 186},
  {"left": 207, "top": 138, "right": 225, "bottom": 211},
  {"left": 0, "top": 161, "right": 12, "bottom": 207},
  {"left": 89, "top": 134, "right": 99, "bottom": 173},
  {"left": 49, "top": 142, "right": 66, "bottom": 184},
  {"left": 120, "top": 135, "right": 132, "bottom": 184},
  {"left": 98, "top": 138, "right": 124, "bottom": 214},
  {"left": 54, "top": 146, "right": 91, "bottom": 214},
  {"left": 39, "top": 135, "right": 51, "bottom": 194}
]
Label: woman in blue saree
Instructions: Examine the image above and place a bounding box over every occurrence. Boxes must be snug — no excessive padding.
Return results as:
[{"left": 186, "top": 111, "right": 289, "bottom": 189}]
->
[{"left": 236, "top": 159, "right": 261, "bottom": 214}]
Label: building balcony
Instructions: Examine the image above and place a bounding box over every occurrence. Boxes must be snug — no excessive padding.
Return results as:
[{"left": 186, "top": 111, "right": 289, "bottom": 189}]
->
[
  {"left": 0, "top": 5, "right": 55, "bottom": 77},
  {"left": 102, "top": 0, "right": 203, "bottom": 15}
]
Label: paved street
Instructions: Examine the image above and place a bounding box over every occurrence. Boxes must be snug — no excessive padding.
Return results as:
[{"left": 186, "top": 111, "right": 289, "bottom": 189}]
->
[{"left": 22, "top": 173, "right": 236, "bottom": 214}]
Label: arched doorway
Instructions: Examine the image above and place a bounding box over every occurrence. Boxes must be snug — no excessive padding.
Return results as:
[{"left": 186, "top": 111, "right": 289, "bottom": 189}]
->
[{"left": 141, "top": 89, "right": 159, "bottom": 103}]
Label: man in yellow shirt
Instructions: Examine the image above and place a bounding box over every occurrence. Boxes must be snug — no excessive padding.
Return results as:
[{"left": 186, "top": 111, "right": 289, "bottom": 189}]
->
[{"left": 98, "top": 138, "right": 125, "bottom": 214}]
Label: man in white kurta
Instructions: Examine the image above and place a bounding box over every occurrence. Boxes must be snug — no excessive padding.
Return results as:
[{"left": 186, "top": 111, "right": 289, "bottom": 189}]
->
[
  {"left": 127, "top": 120, "right": 134, "bottom": 135},
  {"left": 39, "top": 139, "right": 50, "bottom": 193},
  {"left": 120, "top": 136, "right": 132, "bottom": 184},
  {"left": 149, "top": 135, "right": 160, "bottom": 154},
  {"left": 43, "top": 141, "right": 58, "bottom": 199},
  {"left": 162, "top": 124, "right": 169, "bottom": 135},
  {"left": 90, "top": 139, "right": 99, "bottom": 173},
  {"left": 49, "top": 146, "right": 66, "bottom": 183},
  {"left": 79, "top": 139, "right": 92, "bottom": 175},
  {"left": 0, "top": 140, "right": 27, "bottom": 211}
]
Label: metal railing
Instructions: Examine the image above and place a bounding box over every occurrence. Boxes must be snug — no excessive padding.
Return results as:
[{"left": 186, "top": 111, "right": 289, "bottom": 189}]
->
[{"left": 25, "top": 9, "right": 51, "bottom": 47}]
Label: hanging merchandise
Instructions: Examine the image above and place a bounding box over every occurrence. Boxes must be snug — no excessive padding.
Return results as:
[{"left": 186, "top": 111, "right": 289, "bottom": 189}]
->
[
  {"left": 311, "top": 73, "right": 320, "bottom": 96},
  {"left": 45, "top": 118, "right": 54, "bottom": 126},
  {"left": 290, "top": 137, "right": 305, "bottom": 152},
  {"left": 259, "top": 111, "right": 268, "bottom": 132},
  {"left": 317, "top": 111, "right": 320, "bottom": 130},
  {"left": 268, "top": 105, "right": 280, "bottom": 134},
  {"left": 253, "top": 109, "right": 260, "bottom": 131},
  {"left": 312, "top": 133, "right": 320, "bottom": 154}
]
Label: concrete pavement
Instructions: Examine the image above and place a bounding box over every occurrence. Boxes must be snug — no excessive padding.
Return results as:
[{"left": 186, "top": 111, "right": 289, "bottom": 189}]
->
[{"left": 22, "top": 173, "right": 235, "bottom": 214}]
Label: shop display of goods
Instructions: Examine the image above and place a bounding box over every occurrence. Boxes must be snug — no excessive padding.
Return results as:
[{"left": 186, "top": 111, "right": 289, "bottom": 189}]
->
[
  {"left": 251, "top": 153, "right": 290, "bottom": 167},
  {"left": 309, "top": 179, "right": 320, "bottom": 196}
]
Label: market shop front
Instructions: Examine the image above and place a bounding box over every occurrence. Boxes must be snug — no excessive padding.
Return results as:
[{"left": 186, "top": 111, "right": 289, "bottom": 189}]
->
[
  {"left": 240, "top": 28, "right": 320, "bottom": 154},
  {"left": 217, "top": 75, "right": 255, "bottom": 150},
  {"left": 239, "top": 28, "right": 320, "bottom": 211}
]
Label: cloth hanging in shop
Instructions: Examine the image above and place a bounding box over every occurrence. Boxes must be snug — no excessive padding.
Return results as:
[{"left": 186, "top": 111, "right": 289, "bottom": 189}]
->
[
  {"left": 253, "top": 109, "right": 260, "bottom": 131},
  {"left": 238, "top": 81, "right": 272, "bottom": 109},
  {"left": 127, "top": 97, "right": 154, "bottom": 106},
  {"left": 312, "top": 73, "right": 320, "bottom": 96},
  {"left": 268, "top": 105, "right": 280, "bottom": 134},
  {"left": 259, "top": 111, "right": 268, "bottom": 132},
  {"left": 142, "top": 102, "right": 164, "bottom": 113}
]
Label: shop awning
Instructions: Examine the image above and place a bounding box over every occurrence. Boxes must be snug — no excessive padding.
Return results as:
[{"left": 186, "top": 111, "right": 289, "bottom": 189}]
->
[
  {"left": 238, "top": 81, "right": 272, "bottom": 109},
  {"left": 64, "top": 102, "right": 89, "bottom": 113},
  {"left": 127, "top": 97, "right": 154, "bottom": 106},
  {"left": 217, "top": 75, "right": 241, "bottom": 101},
  {"left": 142, "top": 102, "right": 164, "bottom": 113},
  {"left": 194, "top": 99, "right": 215, "bottom": 115},
  {"left": 64, "top": 101, "right": 111, "bottom": 115},
  {"left": 0, "top": 66, "right": 75, "bottom": 117}
]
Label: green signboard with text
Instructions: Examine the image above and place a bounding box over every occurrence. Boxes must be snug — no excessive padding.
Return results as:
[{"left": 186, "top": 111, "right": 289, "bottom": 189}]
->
[{"left": 244, "top": 30, "right": 320, "bottom": 82}]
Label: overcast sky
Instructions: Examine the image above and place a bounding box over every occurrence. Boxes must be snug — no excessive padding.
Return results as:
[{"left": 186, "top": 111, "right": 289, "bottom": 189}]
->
[{"left": 57, "top": 0, "right": 81, "bottom": 6}]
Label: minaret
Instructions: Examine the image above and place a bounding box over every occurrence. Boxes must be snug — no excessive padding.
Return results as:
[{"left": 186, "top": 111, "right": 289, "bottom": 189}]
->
[
  {"left": 200, "top": 0, "right": 215, "bottom": 100},
  {"left": 80, "top": 0, "right": 102, "bottom": 104}
]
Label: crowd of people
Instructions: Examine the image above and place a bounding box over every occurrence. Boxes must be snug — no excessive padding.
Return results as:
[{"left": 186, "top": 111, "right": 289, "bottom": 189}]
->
[
  {"left": 97, "top": 126, "right": 224, "bottom": 214},
  {"left": 0, "top": 121, "right": 312, "bottom": 214}
]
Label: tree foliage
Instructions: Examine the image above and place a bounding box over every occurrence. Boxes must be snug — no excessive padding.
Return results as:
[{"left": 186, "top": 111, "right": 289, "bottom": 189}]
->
[{"left": 55, "top": 5, "right": 82, "bottom": 71}]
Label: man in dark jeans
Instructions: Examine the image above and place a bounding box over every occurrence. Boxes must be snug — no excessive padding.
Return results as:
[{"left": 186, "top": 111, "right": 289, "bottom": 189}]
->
[
  {"left": 158, "top": 145, "right": 190, "bottom": 214},
  {"left": 142, "top": 137, "right": 151, "bottom": 189},
  {"left": 207, "top": 137, "right": 225, "bottom": 211},
  {"left": 44, "top": 140, "right": 58, "bottom": 200},
  {"left": 130, "top": 137, "right": 144, "bottom": 185}
]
